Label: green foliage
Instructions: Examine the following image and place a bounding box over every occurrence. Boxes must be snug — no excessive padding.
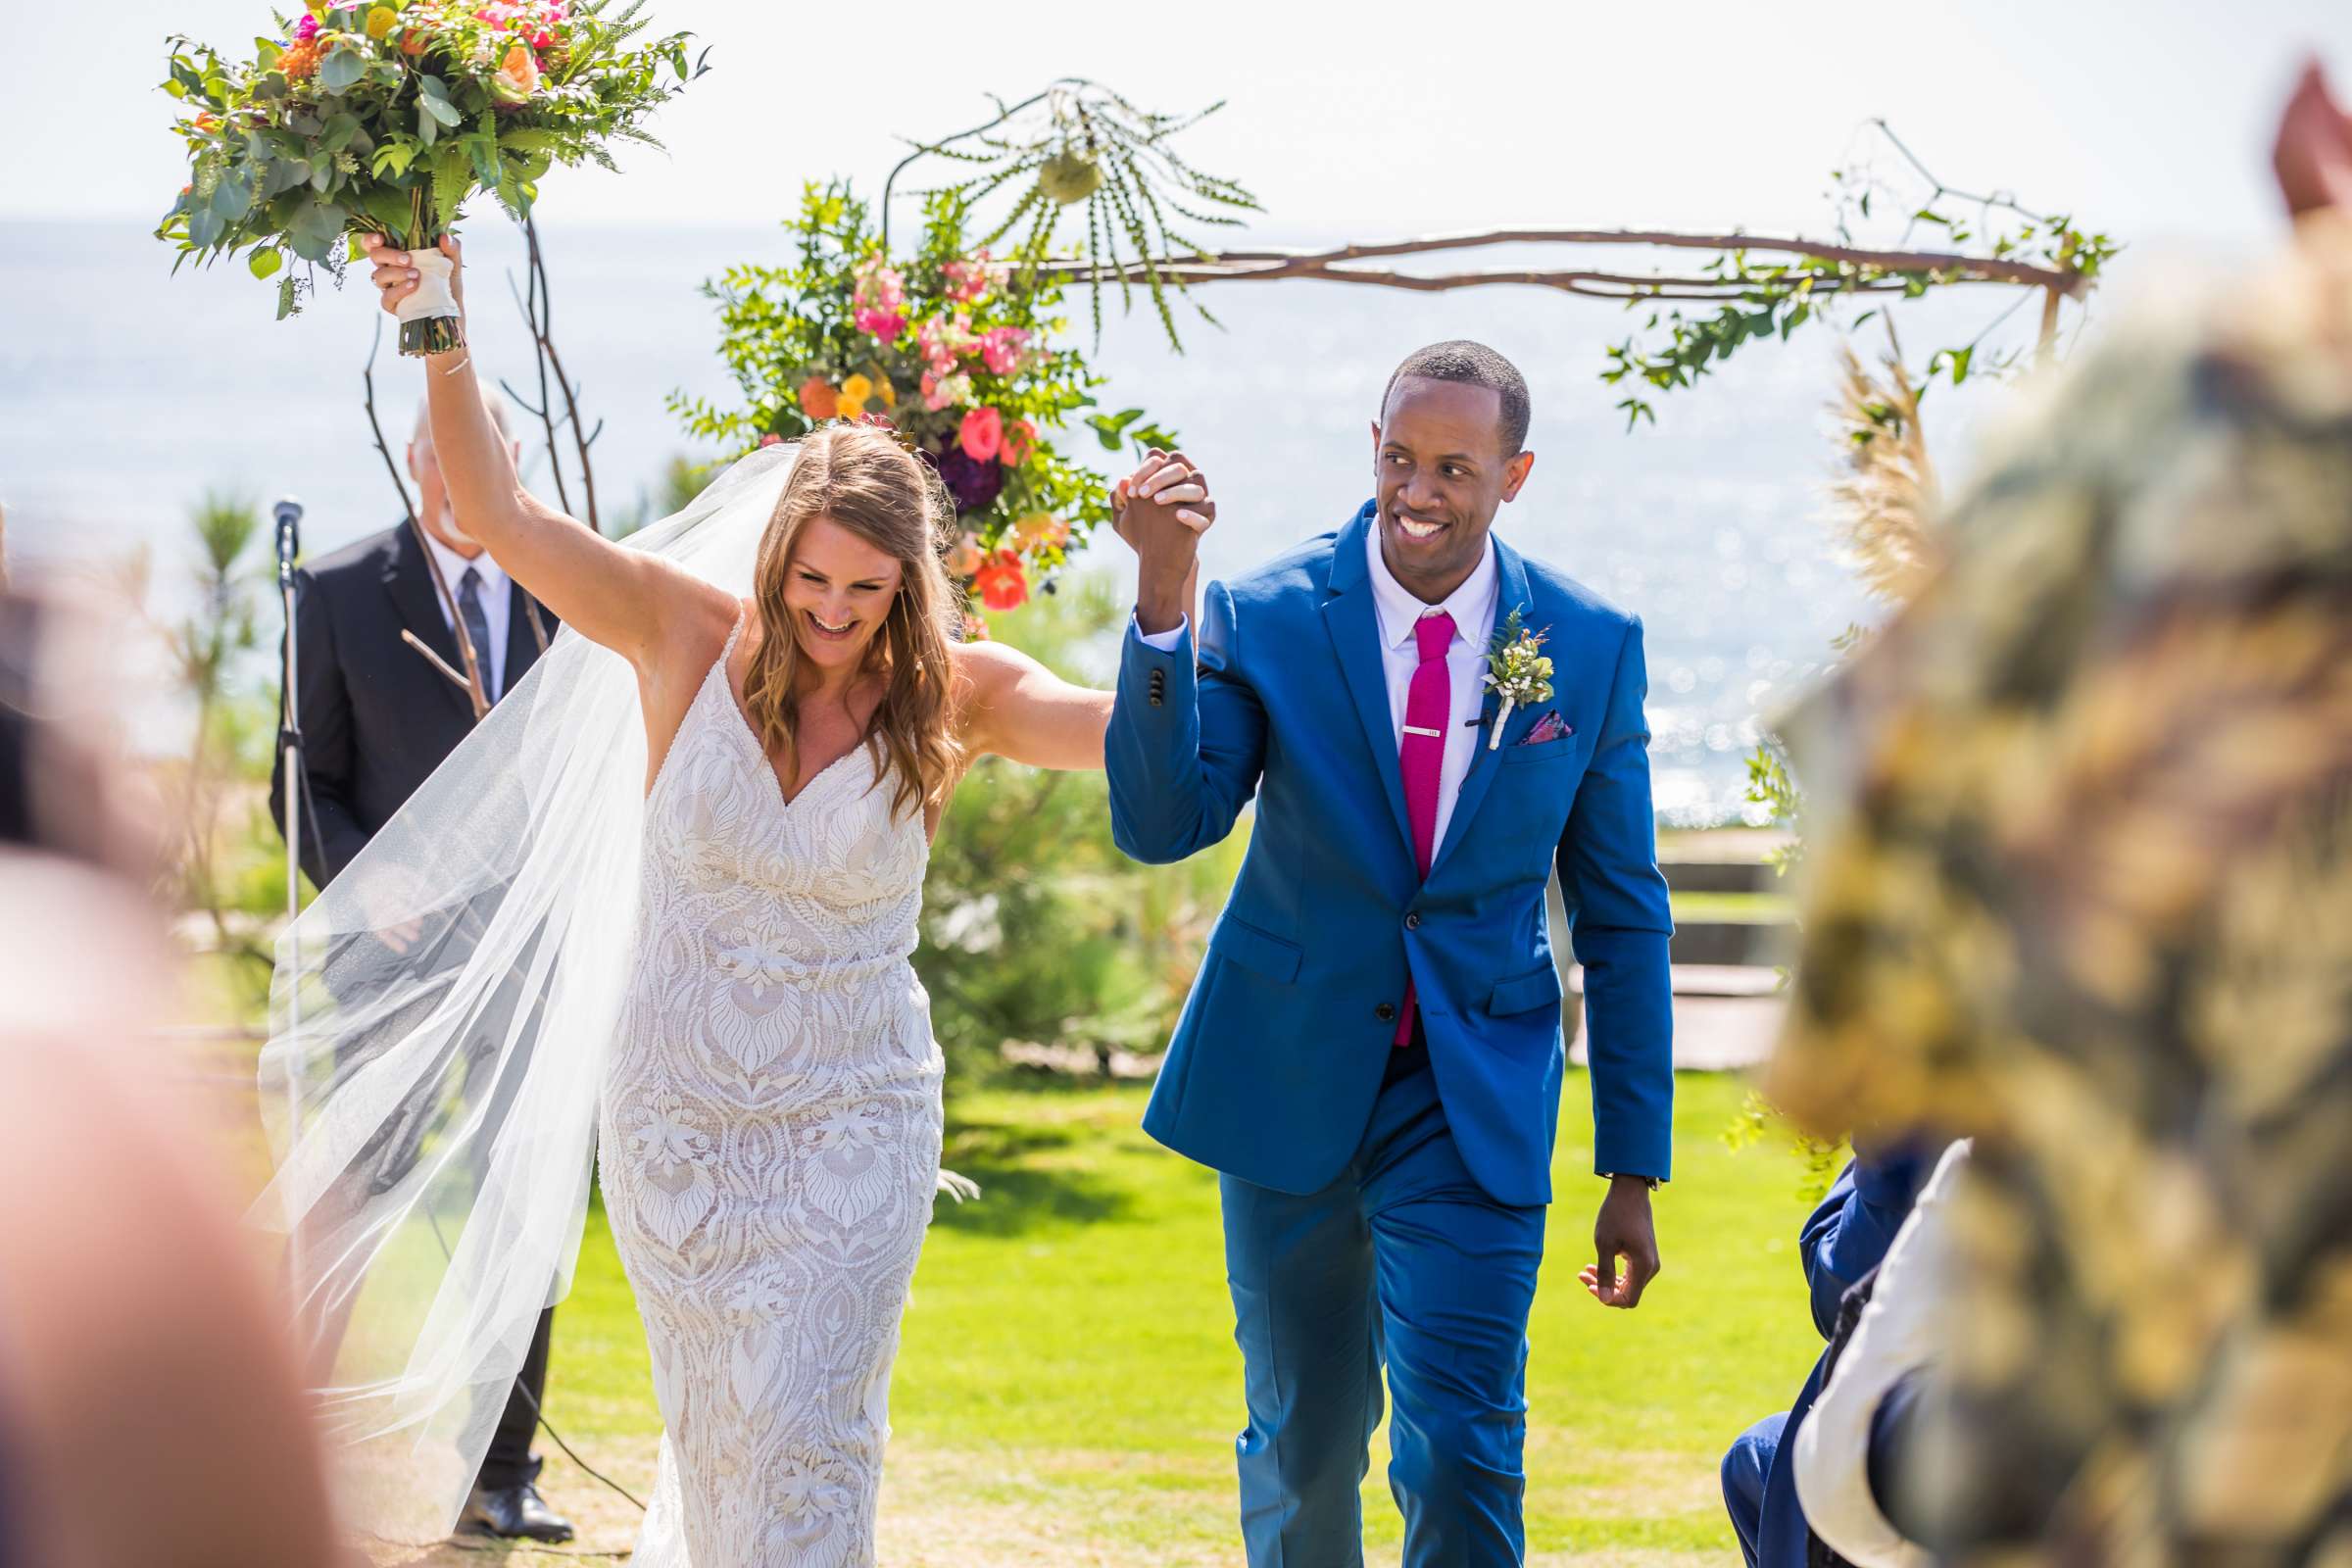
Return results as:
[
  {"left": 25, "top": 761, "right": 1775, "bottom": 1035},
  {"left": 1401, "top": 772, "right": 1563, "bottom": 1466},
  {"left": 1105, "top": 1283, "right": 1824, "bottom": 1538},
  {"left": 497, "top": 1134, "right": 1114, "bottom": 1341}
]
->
[
  {"left": 1743, "top": 738, "right": 1803, "bottom": 880},
  {"left": 1721, "top": 1089, "right": 1844, "bottom": 1204},
  {"left": 157, "top": 493, "right": 287, "bottom": 994},
  {"left": 1601, "top": 124, "right": 2121, "bottom": 428},
  {"left": 917, "top": 578, "right": 1245, "bottom": 1087},
  {"left": 154, "top": 1, "right": 701, "bottom": 314}
]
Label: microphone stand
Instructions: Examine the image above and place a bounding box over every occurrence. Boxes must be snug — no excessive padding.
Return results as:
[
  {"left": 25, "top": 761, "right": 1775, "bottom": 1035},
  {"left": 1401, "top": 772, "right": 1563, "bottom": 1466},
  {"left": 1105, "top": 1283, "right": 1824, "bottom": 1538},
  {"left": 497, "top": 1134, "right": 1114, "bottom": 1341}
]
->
[{"left": 274, "top": 494, "right": 306, "bottom": 1294}]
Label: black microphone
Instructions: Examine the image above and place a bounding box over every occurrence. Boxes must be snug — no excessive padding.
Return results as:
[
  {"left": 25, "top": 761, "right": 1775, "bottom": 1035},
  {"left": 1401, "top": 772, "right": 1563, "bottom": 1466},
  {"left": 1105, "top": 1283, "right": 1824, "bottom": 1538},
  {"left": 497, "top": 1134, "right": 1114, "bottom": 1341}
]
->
[{"left": 274, "top": 496, "right": 303, "bottom": 585}]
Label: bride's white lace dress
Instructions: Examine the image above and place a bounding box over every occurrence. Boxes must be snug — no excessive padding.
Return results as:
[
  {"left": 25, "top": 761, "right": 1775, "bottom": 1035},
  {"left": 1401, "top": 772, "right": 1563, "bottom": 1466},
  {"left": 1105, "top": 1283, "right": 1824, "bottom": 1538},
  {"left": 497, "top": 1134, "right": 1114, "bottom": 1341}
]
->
[{"left": 598, "top": 616, "right": 944, "bottom": 1566}]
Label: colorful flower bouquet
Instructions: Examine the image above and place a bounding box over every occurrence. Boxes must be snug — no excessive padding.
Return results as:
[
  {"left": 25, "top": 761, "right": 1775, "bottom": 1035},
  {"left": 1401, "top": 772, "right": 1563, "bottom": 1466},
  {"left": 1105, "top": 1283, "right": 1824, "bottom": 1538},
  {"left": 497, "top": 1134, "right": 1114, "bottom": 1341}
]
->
[
  {"left": 673, "top": 183, "right": 1181, "bottom": 630},
  {"left": 157, "top": 0, "right": 696, "bottom": 352}
]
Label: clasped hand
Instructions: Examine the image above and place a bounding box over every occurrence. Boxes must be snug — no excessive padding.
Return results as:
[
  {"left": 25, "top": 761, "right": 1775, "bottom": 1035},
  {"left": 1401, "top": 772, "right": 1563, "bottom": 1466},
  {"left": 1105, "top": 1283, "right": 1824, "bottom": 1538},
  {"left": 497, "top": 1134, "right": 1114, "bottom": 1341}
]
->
[{"left": 1113, "top": 450, "right": 1215, "bottom": 636}]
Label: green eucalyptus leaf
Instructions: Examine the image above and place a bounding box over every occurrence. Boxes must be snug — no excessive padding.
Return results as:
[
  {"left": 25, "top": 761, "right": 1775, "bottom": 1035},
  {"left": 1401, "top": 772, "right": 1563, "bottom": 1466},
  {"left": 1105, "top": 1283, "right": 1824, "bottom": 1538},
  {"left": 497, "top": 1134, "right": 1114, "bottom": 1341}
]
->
[
  {"left": 210, "top": 171, "right": 255, "bottom": 222},
  {"left": 285, "top": 200, "right": 348, "bottom": 263},
  {"left": 264, "top": 157, "right": 312, "bottom": 197},
  {"left": 277, "top": 271, "right": 299, "bottom": 320},
  {"left": 419, "top": 93, "right": 463, "bottom": 127},
  {"left": 249, "top": 245, "right": 283, "bottom": 279}
]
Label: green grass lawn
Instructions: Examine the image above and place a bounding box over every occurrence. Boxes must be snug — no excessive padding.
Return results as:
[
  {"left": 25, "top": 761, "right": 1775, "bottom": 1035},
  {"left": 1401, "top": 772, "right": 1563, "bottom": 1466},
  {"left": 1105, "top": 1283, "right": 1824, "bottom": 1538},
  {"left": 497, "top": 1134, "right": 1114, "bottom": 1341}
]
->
[{"left": 502, "top": 1071, "right": 1826, "bottom": 1567}]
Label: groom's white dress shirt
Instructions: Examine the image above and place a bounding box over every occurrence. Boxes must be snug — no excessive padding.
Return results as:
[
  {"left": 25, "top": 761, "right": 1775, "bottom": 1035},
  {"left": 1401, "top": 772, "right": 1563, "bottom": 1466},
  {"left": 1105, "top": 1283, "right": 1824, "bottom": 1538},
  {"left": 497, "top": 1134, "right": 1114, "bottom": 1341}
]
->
[
  {"left": 1135, "top": 529, "right": 1500, "bottom": 853},
  {"left": 420, "top": 530, "right": 513, "bottom": 701}
]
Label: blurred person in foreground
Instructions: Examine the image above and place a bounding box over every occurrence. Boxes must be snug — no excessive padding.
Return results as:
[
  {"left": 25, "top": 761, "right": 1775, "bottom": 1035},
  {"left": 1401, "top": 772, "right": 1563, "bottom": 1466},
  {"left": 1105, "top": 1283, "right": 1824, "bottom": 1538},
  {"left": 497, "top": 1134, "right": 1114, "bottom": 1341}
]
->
[
  {"left": 1764, "top": 61, "right": 2352, "bottom": 1563},
  {"left": 267, "top": 391, "right": 573, "bottom": 1544},
  {"left": 0, "top": 584, "right": 346, "bottom": 1567}
]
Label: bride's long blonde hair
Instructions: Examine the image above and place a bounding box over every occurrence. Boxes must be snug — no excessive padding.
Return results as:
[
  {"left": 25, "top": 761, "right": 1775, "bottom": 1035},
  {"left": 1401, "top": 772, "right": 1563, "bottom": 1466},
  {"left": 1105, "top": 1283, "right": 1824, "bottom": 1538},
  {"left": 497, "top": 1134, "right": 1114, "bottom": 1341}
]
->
[{"left": 741, "top": 424, "right": 964, "bottom": 819}]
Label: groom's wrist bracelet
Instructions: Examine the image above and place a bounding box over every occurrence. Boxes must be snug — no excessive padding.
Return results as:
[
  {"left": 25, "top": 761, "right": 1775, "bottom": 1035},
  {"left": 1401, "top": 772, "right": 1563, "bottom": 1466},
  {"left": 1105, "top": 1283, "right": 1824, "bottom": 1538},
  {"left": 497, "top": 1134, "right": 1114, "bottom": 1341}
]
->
[{"left": 1601, "top": 1172, "right": 1660, "bottom": 1191}]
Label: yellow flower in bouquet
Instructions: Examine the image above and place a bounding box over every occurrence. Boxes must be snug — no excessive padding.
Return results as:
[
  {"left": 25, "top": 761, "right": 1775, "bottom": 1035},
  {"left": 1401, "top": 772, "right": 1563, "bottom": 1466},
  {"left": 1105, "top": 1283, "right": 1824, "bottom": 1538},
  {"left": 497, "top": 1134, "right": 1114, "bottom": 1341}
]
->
[
  {"left": 837, "top": 373, "right": 875, "bottom": 418},
  {"left": 365, "top": 6, "right": 399, "bottom": 40}
]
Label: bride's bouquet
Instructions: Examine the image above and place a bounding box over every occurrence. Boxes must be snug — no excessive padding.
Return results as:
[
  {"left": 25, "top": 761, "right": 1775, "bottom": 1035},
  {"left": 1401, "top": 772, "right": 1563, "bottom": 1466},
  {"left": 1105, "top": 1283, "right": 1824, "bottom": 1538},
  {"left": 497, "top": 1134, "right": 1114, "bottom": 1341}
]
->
[{"left": 157, "top": 0, "right": 696, "bottom": 352}]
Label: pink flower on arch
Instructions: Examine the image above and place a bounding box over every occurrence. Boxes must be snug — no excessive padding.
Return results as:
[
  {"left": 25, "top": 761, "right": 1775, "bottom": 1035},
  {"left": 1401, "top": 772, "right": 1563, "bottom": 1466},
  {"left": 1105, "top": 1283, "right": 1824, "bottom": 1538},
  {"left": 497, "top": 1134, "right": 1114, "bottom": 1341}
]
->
[
  {"left": 958, "top": 408, "right": 1004, "bottom": 463},
  {"left": 979, "top": 326, "right": 1030, "bottom": 377},
  {"left": 853, "top": 307, "right": 906, "bottom": 343},
  {"left": 999, "top": 417, "right": 1036, "bottom": 466}
]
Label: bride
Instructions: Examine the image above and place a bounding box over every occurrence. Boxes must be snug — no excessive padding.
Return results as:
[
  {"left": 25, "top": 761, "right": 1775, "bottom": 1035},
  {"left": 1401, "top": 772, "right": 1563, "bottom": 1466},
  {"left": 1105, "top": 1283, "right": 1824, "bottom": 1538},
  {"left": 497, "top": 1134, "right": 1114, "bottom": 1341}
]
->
[{"left": 255, "top": 233, "right": 1211, "bottom": 1565}]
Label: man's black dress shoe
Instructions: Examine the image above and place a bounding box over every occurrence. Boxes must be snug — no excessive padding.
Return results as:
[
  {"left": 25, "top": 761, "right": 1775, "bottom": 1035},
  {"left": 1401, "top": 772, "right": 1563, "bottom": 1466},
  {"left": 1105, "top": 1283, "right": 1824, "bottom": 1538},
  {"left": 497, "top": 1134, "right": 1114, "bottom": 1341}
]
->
[{"left": 458, "top": 1479, "right": 575, "bottom": 1543}]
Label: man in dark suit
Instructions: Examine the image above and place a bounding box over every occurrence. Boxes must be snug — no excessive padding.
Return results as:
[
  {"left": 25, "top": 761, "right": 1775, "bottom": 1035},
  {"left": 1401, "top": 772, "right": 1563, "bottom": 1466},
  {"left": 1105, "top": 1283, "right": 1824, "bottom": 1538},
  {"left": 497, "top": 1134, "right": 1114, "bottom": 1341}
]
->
[
  {"left": 1719, "top": 1142, "right": 1937, "bottom": 1568},
  {"left": 270, "top": 391, "right": 573, "bottom": 1544}
]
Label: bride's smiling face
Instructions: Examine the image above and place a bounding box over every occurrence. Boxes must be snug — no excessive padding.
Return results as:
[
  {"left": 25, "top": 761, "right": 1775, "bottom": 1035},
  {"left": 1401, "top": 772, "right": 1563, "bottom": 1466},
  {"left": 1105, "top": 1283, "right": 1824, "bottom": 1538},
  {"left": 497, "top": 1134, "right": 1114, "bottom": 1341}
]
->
[{"left": 781, "top": 514, "right": 905, "bottom": 672}]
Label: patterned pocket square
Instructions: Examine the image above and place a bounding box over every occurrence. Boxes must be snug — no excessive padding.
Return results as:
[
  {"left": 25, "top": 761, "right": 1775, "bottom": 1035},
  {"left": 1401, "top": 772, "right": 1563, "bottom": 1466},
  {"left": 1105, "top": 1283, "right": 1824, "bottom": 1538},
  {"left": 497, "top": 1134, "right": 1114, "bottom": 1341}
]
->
[{"left": 1518, "top": 710, "right": 1571, "bottom": 745}]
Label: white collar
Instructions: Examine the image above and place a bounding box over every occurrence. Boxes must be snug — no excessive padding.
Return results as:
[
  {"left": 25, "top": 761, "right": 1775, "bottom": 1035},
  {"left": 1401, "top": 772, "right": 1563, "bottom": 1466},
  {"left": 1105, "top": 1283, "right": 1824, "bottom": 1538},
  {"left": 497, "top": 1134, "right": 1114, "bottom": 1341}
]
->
[
  {"left": 422, "top": 527, "right": 508, "bottom": 602},
  {"left": 1364, "top": 519, "right": 1499, "bottom": 654}
]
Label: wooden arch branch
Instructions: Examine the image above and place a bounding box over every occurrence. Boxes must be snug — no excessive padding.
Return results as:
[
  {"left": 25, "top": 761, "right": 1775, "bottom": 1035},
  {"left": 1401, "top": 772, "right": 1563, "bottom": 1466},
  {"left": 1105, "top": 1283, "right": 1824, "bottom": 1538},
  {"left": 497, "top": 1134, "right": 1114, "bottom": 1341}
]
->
[{"left": 1039, "top": 225, "right": 2086, "bottom": 304}]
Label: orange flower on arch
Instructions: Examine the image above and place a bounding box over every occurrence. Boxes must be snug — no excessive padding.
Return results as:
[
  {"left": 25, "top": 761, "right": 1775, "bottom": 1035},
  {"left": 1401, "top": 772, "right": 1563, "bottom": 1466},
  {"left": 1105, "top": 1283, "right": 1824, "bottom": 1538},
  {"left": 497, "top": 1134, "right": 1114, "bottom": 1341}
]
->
[
  {"left": 798, "top": 376, "right": 838, "bottom": 419},
  {"left": 972, "top": 550, "right": 1029, "bottom": 612}
]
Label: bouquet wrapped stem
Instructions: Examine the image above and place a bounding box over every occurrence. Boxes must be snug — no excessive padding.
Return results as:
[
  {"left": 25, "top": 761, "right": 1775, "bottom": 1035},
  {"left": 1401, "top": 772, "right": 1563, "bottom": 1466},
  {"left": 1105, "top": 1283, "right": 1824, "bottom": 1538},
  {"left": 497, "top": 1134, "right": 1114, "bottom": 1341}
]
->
[{"left": 398, "top": 243, "right": 465, "bottom": 356}]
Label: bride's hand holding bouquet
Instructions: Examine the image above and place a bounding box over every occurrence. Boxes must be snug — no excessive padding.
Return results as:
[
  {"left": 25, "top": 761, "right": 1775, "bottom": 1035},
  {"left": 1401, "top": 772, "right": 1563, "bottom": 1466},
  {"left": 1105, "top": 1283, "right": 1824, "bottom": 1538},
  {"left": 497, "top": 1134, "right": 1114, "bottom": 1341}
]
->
[{"left": 157, "top": 0, "right": 697, "bottom": 353}]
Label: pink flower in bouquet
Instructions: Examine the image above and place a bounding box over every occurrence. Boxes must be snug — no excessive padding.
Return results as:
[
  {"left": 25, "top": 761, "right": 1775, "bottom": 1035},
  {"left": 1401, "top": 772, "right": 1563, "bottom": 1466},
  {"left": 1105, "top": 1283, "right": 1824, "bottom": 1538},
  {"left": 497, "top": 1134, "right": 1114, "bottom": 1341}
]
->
[
  {"left": 979, "top": 326, "right": 1030, "bottom": 377},
  {"left": 944, "top": 531, "right": 984, "bottom": 577},
  {"left": 490, "top": 41, "right": 541, "bottom": 102},
  {"left": 292, "top": 13, "right": 320, "bottom": 40},
  {"left": 958, "top": 408, "right": 1004, "bottom": 463},
  {"left": 999, "top": 417, "right": 1036, "bottom": 466},
  {"left": 922, "top": 369, "right": 973, "bottom": 412},
  {"left": 759, "top": 432, "right": 782, "bottom": 447}
]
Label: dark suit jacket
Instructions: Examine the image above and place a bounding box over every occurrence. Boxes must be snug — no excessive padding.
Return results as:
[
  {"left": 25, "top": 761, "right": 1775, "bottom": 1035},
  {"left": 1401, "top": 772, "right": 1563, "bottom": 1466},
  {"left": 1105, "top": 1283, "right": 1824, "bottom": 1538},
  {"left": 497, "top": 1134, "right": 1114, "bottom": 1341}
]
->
[{"left": 270, "top": 520, "right": 555, "bottom": 887}]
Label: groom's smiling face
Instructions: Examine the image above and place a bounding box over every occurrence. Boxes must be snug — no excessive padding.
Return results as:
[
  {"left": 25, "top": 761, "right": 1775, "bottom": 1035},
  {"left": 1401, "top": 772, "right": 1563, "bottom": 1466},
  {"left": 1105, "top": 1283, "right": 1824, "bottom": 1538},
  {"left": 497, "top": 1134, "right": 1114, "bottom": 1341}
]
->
[{"left": 1372, "top": 377, "right": 1536, "bottom": 603}]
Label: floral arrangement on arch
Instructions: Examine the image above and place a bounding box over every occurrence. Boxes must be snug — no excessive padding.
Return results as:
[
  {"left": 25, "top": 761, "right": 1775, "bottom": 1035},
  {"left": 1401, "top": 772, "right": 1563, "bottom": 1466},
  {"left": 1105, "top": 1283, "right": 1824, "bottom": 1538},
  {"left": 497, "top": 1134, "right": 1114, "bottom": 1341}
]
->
[{"left": 671, "top": 183, "right": 1178, "bottom": 632}]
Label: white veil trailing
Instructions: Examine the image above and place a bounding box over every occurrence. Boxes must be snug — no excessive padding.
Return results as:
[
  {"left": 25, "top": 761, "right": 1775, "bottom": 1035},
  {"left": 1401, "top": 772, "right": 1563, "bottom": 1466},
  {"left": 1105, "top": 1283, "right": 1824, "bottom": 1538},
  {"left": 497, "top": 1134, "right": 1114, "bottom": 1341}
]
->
[{"left": 253, "top": 442, "right": 800, "bottom": 1543}]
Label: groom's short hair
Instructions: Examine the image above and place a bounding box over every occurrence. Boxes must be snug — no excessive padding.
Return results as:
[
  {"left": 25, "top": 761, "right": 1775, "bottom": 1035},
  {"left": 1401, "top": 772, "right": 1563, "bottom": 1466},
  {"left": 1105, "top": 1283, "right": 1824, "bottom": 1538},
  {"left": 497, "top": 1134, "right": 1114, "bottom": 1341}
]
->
[{"left": 1382, "top": 341, "right": 1531, "bottom": 456}]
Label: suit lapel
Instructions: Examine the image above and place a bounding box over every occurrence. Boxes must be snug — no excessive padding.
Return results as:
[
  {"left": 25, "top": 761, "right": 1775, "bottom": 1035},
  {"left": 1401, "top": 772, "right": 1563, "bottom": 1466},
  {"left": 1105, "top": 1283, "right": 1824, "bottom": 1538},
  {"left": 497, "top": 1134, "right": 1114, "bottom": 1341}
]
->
[
  {"left": 1320, "top": 505, "right": 1417, "bottom": 861},
  {"left": 381, "top": 520, "right": 476, "bottom": 720},
  {"left": 1430, "top": 536, "right": 1536, "bottom": 876}
]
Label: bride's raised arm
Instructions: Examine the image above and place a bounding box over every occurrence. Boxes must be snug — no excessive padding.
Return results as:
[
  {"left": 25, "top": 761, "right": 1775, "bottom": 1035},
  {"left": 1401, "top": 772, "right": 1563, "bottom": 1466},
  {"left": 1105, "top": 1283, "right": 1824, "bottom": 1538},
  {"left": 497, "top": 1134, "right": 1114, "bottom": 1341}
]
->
[{"left": 362, "top": 234, "right": 728, "bottom": 670}]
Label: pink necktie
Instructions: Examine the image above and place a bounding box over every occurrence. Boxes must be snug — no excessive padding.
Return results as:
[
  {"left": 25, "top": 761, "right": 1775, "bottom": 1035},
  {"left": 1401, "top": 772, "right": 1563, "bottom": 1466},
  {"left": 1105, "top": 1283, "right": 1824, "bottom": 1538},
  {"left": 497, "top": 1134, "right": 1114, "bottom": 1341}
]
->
[{"left": 1395, "top": 610, "right": 1454, "bottom": 1046}]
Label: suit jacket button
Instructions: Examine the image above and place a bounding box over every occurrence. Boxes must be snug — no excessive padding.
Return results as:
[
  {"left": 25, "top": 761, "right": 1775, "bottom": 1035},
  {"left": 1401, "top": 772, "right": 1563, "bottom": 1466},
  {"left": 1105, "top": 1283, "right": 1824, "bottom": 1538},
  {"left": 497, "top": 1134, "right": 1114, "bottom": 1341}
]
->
[
  {"left": 1375, "top": 1002, "right": 1396, "bottom": 1022},
  {"left": 1149, "top": 692, "right": 1164, "bottom": 708},
  {"left": 1404, "top": 912, "right": 1420, "bottom": 930}
]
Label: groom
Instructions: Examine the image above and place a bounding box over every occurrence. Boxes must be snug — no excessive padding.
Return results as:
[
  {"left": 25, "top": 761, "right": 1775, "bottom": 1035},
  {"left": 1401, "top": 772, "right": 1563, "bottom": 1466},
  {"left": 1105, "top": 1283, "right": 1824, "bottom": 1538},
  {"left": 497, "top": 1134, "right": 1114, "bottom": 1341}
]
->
[{"left": 1107, "top": 341, "right": 1674, "bottom": 1565}]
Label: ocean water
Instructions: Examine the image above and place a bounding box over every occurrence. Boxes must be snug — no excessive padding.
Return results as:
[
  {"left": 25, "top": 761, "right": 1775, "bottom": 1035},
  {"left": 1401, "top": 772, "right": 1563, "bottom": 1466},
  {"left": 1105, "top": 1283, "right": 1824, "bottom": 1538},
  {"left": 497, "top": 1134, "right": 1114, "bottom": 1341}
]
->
[{"left": 2, "top": 217, "right": 2025, "bottom": 824}]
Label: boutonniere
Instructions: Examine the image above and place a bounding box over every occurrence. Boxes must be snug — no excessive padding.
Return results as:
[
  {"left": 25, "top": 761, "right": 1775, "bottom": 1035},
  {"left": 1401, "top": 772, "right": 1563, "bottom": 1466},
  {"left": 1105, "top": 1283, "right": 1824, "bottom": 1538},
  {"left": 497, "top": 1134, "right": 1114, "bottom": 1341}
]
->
[{"left": 1483, "top": 608, "right": 1554, "bottom": 751}]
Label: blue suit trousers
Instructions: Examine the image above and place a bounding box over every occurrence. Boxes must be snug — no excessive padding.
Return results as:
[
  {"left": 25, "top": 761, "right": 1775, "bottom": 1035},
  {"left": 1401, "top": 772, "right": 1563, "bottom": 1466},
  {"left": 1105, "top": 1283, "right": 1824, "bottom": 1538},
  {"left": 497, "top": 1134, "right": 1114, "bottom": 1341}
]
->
[{"left": 1222, "top": 1063, "right": 1547, "bottom": 1568}]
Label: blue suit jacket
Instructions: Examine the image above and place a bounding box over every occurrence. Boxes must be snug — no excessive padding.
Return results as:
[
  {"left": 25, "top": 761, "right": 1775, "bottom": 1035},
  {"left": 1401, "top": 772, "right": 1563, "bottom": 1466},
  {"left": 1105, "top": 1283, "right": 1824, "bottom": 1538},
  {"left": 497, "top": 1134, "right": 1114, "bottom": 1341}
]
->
[{"left": 1105, "top": 502, "right": 1676, "bottom": 1206}]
